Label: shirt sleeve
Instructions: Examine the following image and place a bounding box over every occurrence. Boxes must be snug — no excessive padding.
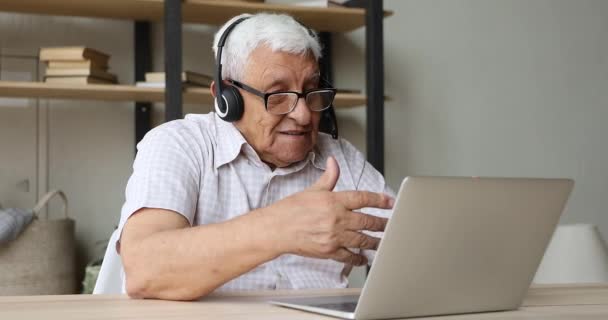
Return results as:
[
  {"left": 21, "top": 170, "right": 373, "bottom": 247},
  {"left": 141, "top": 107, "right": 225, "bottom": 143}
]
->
[{"left": 116, "top": 122, "right": 202, "bottom": 244}]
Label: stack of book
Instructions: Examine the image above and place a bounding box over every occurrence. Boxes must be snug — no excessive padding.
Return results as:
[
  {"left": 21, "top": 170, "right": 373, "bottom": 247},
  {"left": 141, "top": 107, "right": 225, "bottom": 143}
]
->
[
  {"left": 136, "top": 71, "right": 213, "bottom": 88},
  {"left": 285, "top": 0, "right": 364, "bottom": 7},
  {"left": 40, "top": 46, "right": 117, "bottom": 85}
]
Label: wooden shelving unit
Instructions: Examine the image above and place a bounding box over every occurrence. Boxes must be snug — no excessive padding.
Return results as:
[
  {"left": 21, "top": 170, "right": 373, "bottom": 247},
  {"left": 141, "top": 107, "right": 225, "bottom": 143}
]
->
[
  {"left": 0, "top": 0, "right": 391, "bottom": 33},
  {"left": 0, "top": 81, "right": 367, "bottom": 108},
  {"left": 0, "top": 0, "right": 389, "bottom": 171}
]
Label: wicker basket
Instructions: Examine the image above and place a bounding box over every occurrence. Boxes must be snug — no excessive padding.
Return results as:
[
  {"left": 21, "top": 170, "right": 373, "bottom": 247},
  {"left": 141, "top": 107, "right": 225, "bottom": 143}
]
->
[{"left": 0, "top": 190, "right": 77, "bottom": 295}]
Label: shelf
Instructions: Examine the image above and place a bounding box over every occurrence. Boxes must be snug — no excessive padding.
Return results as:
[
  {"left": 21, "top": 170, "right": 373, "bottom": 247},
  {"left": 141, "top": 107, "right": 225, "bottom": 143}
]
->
[
  {"left": 0, "top": 81, "right": 367, "bottom": 108},
  {"left": 0, "top": 0, "right": 392, "bottom": 33}
]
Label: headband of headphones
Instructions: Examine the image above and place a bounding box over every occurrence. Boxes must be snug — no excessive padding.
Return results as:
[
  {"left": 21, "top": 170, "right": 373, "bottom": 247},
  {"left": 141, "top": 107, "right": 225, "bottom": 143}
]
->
[
  {"left": 215, "top": 15, "right": 318, "bottom": 107},
  {"left": 214, "top": 16, "right": 249, "bottom": 117}
]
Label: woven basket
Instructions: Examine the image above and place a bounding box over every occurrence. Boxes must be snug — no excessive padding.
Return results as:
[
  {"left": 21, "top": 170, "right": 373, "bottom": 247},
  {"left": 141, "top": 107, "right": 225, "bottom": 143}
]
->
[{"left": 0, "top": 190, "right": 77, "bottom": 295}]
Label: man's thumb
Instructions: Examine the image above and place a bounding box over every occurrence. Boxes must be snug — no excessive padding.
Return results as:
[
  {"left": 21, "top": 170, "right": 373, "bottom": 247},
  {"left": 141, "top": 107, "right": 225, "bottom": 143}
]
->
[{"left": 310, "top": 156, "right": 340, "bottom": 191}]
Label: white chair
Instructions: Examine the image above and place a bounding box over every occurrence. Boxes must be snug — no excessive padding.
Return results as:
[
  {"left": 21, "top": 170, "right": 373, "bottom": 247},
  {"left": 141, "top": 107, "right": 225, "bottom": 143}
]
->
[
  {"left": 93, "top": 229, "right": 124, "bottom": 294},
  {"left": 533, "top": 224, "right": 608, "bottom": 284}
]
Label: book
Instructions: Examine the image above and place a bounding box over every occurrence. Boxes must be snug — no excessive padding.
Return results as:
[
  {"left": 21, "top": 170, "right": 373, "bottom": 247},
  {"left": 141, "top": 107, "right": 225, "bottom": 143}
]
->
[
  {"left": 45, "top": 68, "right": 117, "bottom": 83},
  {"left": 291, "top": 0, "right": 341, "bottom": 7},
  {"left": 333, "top": 0, "right": 366, "bottom": 7},
  {"left": 145, "top": 71, "right": 213, "bottom": 86},
  {"left": 47, "top": 60, "right": 108, "bottom": 70},
  {"left": 39, "top": 47, "right": 110, "bottom": 65},
  {"left": 291, "top": 0, "right": 364, "bottom": 7},
  {"left": 44, "top": 76, "right": 114, "bottom": 85},
  {"left": 135, "top": 82, "right": 165, "bottom": 88},
  {"left": 135, "top": 81, "right": 201, "bottom": 88}
]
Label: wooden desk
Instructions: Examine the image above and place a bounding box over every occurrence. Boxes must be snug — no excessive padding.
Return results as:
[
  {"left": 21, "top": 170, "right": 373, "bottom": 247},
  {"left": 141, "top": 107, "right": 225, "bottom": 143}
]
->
[{"left": 1, "top": 284, "right": 607, "bottom": 319}]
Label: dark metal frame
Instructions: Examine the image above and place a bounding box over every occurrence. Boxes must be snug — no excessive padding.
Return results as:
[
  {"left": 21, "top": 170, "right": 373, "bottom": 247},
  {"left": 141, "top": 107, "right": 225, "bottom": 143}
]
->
[
  {"left": 228, "top": 79, "right": 337, "bottom": 114},
  {"left": 164, "top": 0, "right": 182, "bottom": 121},
  {"left": 365, "top": 0, "right": 385, "bottom": 174},
  {"left": 139, "top": 1, "right": 385, "bottom": 173},
  {"left": 134, "top": 21, "right": 151, "bottom": 148}
]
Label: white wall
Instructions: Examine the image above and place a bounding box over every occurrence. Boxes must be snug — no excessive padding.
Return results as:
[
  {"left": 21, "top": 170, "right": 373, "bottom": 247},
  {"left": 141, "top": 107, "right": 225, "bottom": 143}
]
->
[
  {"left": 335, "top": 0, "right": 608, "bottom": 238},
  {"left": 1, "top": 0, "right": 607, "bottom": 280}
]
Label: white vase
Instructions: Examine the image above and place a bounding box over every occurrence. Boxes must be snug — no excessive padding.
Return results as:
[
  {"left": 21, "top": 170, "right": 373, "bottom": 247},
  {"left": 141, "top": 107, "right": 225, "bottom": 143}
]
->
[{"left": 533, "top": 224, "right": 608, "bottom": 284}]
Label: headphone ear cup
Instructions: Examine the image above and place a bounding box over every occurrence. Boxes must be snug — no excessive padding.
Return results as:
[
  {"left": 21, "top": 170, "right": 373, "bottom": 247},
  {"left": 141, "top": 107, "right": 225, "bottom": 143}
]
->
[{"left": 218, "top": 86, "right": 244, "bottom": 122}]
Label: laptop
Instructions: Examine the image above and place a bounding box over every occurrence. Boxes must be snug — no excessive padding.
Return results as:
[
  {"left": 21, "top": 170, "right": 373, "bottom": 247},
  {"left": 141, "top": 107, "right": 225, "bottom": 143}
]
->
[{"left": 269, "top": 177, "right": 574, "bottom": 319}]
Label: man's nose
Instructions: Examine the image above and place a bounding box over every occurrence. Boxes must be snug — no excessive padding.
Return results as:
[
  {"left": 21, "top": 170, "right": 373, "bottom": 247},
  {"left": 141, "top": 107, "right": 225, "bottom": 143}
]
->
[{"left": 287, "top": 97, "right": 312, "bottom": 125}]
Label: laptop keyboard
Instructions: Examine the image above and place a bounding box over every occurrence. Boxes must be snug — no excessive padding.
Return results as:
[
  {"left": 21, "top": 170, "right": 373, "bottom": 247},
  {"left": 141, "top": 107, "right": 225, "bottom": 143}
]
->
[{"left": 313, "top": 302, "right": 358, "bottom": 313}]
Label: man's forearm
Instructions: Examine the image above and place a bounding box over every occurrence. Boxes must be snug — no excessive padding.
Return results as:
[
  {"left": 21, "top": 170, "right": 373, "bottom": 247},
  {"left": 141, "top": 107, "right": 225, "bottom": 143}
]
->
[{"left": 122, "top": 208, "right": 282, "bottom": 300}]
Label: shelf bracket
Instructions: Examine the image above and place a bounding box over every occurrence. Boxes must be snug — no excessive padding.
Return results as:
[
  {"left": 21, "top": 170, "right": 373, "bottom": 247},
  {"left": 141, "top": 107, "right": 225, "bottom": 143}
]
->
[
  {"left": 366, "top": 0, "right": 385, "bottom": 174},
  {"left": 164, "top": 0, "right": 183, "bottom": 121},
  {"left": 134, "top": 21, "right": 152, "bottom": 150}
]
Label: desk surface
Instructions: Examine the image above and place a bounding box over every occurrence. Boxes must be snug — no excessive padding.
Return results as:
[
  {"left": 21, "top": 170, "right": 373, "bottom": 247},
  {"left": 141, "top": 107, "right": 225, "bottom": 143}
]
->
[{"left": 1, "top": 284, "right": 608, "bottom": 319}]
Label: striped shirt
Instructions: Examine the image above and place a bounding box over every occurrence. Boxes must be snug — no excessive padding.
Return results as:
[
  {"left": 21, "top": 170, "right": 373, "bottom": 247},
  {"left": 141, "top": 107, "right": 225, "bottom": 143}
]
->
[{"left": 118, "top": 112, "right": 393, "bottom": 291}]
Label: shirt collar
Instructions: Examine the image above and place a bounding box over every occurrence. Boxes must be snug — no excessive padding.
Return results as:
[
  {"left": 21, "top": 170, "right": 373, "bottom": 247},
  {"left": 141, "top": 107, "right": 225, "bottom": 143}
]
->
[
  {"left": 310, "top": 145, "right": 328, "bottom": 171},
  {"left": 213, "top": 112, "right": 329, "bottom": 172},
  {"left": 213, "top": 113, "right": 248, "bottom": 169}
]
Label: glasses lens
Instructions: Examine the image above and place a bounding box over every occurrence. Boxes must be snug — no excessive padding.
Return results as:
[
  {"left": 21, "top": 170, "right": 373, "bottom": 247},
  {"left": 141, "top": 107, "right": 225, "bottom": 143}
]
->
[
  {"left": 306, "top": 90, "right": 335, "bottom": 111},
  {"left": 266, "top": 92, "right": 298, "bottom": 115}
]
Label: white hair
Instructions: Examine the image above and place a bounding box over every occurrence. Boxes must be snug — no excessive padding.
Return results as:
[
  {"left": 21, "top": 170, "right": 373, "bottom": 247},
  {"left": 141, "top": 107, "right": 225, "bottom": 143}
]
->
[{"left": 212, "top": 13, "right": 323, "bottom": 81}]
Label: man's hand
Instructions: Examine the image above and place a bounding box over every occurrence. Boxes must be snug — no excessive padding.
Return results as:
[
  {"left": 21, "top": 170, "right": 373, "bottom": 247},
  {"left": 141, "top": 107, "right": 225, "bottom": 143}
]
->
[{"left": 268, "top": 156, "right": 393, "bottom": 266}]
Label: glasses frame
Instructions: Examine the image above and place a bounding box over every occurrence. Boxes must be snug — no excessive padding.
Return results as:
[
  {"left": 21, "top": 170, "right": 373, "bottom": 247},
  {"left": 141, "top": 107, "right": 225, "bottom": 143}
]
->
[{"left": 228, "top": 80, "right": 337, "bottom": 115}]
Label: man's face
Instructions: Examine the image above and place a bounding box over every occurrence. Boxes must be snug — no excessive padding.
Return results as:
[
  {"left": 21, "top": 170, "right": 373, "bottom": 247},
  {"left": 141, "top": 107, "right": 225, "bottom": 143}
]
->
[{"left": 233, "top": 45, "right": 322, "bottom": 169}]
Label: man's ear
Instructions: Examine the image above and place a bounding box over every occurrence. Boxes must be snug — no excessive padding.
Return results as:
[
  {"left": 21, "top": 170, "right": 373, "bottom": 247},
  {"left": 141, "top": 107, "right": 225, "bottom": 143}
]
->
[{"left": 210, "top": 81, "right": 217, "bottom": 98}]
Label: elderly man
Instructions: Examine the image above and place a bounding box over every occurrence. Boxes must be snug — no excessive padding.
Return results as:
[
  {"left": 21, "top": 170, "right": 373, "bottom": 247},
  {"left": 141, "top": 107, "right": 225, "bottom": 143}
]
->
[{"left": 118, "top": 13, "right": 394, "bottom": 301}]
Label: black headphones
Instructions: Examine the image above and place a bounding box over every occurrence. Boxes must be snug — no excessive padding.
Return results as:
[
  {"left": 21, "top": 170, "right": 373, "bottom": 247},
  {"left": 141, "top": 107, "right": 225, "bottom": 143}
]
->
[{"left": 214, "top": 16, "right": 339, "bottom": 139}]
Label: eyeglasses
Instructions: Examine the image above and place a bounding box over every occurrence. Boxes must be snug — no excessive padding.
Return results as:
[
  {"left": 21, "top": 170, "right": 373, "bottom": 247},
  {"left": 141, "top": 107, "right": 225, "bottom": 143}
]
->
[{"left": 228, "top": 80, "right": 336, "bottom": 115}]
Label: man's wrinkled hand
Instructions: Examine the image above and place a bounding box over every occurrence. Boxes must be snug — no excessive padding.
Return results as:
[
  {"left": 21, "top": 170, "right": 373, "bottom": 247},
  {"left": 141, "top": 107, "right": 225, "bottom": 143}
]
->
[{"left": 269, "top": 156, "right": 393, "bottom": 266}]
